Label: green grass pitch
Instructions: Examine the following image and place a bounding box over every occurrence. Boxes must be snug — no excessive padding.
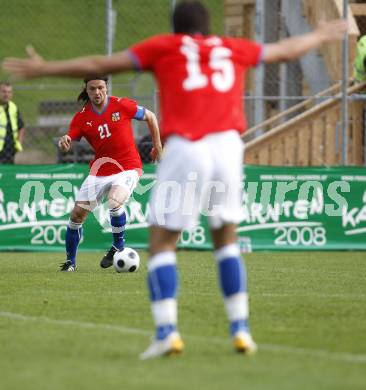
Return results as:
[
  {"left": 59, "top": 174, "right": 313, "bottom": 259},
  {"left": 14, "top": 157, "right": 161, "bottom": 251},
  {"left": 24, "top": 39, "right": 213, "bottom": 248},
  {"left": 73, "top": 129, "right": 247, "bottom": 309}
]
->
[{"left": 0, "top": 251, "right": 365, "bottom": 390}]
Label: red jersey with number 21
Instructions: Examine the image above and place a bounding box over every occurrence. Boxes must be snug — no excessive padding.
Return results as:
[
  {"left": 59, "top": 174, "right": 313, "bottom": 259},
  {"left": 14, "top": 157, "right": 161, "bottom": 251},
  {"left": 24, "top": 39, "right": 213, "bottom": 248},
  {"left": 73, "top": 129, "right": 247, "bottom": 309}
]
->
[
  {"left": 129, "top": 34, "right": 262, "bottom": 141},
  {"left": 68, "top": 96, "right": 142, "bottom": 176}
]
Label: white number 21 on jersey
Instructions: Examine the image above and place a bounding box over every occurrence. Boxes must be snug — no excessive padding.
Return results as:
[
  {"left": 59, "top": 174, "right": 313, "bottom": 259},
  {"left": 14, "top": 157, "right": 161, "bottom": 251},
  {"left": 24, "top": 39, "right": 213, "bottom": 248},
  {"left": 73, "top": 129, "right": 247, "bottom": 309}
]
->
[
  {"left": 180, "top": 36, "right": 234, "bottom": 92},
  {"left": 98, "top": 123, "right": 111, "bottom": 139}
]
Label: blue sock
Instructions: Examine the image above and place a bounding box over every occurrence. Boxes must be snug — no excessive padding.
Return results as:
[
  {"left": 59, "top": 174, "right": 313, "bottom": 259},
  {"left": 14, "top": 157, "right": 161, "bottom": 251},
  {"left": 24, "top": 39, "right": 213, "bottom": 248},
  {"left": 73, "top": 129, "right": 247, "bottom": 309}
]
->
[
  {"left": 230, "top": 319, "right": 249, "bottom": 335},
  {"left": 110, "top": 208, "right": 126, "bottom": 250},
  {"left": 65, "top": 221, "right": 83, "bottom": 266},
  {"left": 215, "top": 244, "right": 250, "bottom": 336},
  {"left": 147, "top": 251, "right": 178, "bottom": 340},
  {"left": 156, "top": 324, "right": 177, "bottom": 340},
  {"left": 218, "top": 253, "right": 247, "bottom": 296}
]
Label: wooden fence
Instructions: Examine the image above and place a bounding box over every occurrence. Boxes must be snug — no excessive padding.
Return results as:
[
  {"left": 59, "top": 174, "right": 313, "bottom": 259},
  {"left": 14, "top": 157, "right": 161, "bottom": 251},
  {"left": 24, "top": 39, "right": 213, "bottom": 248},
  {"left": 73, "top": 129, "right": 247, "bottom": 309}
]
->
[{"left": 244, "top": 82, "right": 366, "bottom": 165}]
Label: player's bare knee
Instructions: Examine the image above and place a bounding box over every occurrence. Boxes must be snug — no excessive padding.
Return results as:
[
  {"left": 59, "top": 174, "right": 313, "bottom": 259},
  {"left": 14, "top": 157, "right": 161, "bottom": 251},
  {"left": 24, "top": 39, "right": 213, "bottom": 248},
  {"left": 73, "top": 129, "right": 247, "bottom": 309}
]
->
[
  {"left": 211, "top": 224, "right": 237, "bottom": 250},
  {"left": 108, "top": 196, "right": 124, "bottom": 210},
  {"left": 70, "top": 203, "right": 90, "bottom": 223},
  {"left": 149, "top": 226, "right": 180, "bottom": 255},
  {"left": 108, "top": 187, "right": 128, "bottom": 210}
]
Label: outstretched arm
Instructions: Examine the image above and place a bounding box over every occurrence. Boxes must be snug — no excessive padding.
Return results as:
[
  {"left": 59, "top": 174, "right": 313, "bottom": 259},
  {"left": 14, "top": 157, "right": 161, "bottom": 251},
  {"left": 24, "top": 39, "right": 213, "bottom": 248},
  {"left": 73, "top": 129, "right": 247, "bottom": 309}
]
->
[
  {"left": 143, "top": 109, "right": 163, "bottom": 162},
  {"left": 3, "top": 46, "right": 135, "bottom": 79},
  {"left": 263, "top": 19, "right": 348, "bottom": 63}
]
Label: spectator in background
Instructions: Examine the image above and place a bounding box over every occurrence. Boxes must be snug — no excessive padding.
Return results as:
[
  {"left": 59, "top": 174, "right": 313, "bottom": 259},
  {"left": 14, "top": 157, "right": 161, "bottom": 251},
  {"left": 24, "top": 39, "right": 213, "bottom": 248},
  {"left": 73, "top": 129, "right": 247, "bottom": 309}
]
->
[
  {"left": 354, "top": 35, "right": 366, "bottom": 83},
  {"left": 137, "top": 134, "right": 153, "bottom": 163},
  {"left": 0, "top": 82, "right": 25, "bottom": 164}
]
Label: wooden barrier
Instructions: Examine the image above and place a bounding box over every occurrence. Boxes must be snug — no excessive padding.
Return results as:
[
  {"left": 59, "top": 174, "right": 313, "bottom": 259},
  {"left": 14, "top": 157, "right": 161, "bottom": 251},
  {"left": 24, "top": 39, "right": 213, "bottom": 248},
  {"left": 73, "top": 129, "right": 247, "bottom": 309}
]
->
[
  {"left": 223, "top": 0, "right": 366, "bottom": 166},
  {"left": 302, "top": 0, "right": 360, "bottom": 81},
  {"left": 244, "top": 82, "right": 366, "bottom": 166}
]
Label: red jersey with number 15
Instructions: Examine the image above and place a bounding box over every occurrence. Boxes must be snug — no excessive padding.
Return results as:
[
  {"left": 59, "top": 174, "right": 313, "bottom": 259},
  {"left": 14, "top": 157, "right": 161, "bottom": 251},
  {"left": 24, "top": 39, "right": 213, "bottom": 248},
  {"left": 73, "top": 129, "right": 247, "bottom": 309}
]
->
[
  {"left": 68, "top": 96, "right": 142, "bottom": 176},
  {"left": 129, "top": 34, "right": 262, "bottom": 141}
]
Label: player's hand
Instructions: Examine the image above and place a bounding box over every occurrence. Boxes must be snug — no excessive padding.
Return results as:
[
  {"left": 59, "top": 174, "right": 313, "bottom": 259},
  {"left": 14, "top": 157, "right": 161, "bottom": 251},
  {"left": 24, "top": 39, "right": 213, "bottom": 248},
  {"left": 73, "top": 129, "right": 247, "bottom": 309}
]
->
[
  {"left": 2, "top": 46, "right": 45, "bottom": 79},
  {"left": 58, "top": 135, "right": 72, "bottom": 152},
  {"left": 316, "top": 19, "right": 348, "bottom": 42},
  {"left": 150, "top": 146, "right": 163, "bottom": 162}
]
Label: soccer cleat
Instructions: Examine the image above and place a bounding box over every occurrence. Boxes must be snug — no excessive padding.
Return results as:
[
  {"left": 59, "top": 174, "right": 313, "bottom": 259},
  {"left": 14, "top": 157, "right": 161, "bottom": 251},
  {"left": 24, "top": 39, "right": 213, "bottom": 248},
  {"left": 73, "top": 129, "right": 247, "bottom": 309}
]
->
[
  {"left": 139, "top": 332, "right": 184, "bottom": 360},
  {"left": 233, "top": 332, "right": 257, "bottom": 354},
  {"left": 100, "top": 246, "right": 119, "bottom": 268},
  {"left": 59, "top": 260, "right": 76, "bottom": 272}
]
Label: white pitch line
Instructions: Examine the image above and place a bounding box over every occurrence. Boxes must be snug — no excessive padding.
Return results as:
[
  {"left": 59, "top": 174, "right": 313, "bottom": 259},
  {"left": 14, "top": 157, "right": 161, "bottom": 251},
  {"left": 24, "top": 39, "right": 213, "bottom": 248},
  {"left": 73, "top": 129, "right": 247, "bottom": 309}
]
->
[
  {"left": 1, "top": 311, "right": 365, "bottom": 364},
  {"left": 258, "top": 343, "right": 366, "bottom": 364},
  {"left": 0, "top": 311, "right": 149, "bottom": 336}
]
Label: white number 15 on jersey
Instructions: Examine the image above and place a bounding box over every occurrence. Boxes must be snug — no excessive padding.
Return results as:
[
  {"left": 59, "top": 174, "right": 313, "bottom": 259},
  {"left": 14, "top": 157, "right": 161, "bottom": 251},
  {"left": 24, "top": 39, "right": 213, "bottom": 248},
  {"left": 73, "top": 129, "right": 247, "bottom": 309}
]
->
[{"left": 180, "top": 36, "right": 234, "bottom": 92}]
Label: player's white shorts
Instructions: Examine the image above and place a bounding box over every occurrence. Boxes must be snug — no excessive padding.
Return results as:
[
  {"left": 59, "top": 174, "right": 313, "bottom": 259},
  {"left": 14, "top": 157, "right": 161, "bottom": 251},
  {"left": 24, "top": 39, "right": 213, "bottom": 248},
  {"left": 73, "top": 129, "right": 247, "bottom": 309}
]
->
[
  {"left": 149, "top": 130, "right": 244, "bottom": 230},
  {"left": 76, "top": 169, "right": 139, "bottom": 207}
]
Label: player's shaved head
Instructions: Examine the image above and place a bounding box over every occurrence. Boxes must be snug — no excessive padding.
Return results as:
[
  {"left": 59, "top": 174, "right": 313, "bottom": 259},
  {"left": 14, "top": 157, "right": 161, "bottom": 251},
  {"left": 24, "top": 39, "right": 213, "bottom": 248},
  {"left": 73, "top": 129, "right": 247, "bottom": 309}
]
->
[{"left": 173, "top": 1, "right": 210, "bottom": 35}]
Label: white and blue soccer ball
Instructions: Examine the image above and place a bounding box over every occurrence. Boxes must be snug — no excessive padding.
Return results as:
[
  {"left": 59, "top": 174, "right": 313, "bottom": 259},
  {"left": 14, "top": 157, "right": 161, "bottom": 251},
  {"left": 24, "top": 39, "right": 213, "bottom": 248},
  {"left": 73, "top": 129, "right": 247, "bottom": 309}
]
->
[{"left": 113, "top": 247, "right": 140, "bottom": 273}]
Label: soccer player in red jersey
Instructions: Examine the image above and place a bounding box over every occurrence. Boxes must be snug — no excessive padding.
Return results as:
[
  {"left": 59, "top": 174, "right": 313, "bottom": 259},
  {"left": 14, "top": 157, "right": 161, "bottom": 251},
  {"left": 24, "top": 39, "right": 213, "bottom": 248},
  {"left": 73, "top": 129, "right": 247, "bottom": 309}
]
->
[
  {"left": 58, "top": 76, "right": 162, "bottom": 272},
  {"left": 3, "top": 1, "right": 347, "bottom": 358}
]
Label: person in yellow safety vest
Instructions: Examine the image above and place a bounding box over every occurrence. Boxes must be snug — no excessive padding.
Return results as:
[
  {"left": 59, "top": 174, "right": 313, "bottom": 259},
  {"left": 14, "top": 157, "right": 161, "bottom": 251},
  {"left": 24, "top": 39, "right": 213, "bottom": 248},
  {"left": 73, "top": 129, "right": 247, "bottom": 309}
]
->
[
  {"left": 354, "top": 35, "right": 366, "bottom": 83},
  {"left": 0, "top": 82, "right": 25, "bottom": 164}
]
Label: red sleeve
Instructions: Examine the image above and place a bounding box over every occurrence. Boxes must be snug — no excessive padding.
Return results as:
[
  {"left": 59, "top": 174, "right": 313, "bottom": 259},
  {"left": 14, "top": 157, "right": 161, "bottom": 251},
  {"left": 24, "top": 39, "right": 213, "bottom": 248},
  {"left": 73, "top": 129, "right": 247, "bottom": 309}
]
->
[
  {"left": 229, "top": 37, "right": 263, "bottom": 68},
  {"left": 67, "top": 113, "right": 83, "bottom": 140},
  {"left": 119, "top": 98, "right": 138, "bottom": 119},
  {"left": 128, "top": 34, "right": 167, "bottom": 71}
]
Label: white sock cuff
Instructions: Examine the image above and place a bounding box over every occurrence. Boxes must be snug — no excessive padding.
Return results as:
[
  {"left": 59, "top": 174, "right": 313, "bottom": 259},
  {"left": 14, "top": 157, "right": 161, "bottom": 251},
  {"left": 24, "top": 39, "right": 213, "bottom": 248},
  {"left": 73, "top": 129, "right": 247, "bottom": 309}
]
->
[
  {"left": 152, "top": 299, "right": 177, "bottom": 326},
  {"left": 214, "top": 243, "right": 240, "bottom": 262},
  {"left": 68, "top": 220, "right": 83, "bottom": 230},
  {"left": 148, "top": 251, "right": 176, "bottom": 272},
  {"left": 224, "top": 292, "right": 248, "bottom": 321},
  {"left": 111, "top": 226, "right": 125, "bottom": 233},
  {"left": 109, "top": 206, "right": 125, "bottom": 217}
]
